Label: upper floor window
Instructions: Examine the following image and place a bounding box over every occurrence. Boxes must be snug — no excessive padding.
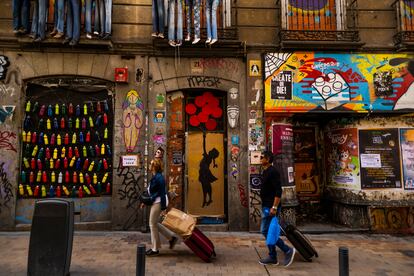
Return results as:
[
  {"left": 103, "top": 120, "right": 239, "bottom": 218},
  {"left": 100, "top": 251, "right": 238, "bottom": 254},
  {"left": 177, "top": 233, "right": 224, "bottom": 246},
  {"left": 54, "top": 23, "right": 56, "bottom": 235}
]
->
[
  {"left": 280, "top": 0, "right": 347, "bottom": 31},
  {"left": 393, "top": 0, "right": 414, "bottom": 49}
]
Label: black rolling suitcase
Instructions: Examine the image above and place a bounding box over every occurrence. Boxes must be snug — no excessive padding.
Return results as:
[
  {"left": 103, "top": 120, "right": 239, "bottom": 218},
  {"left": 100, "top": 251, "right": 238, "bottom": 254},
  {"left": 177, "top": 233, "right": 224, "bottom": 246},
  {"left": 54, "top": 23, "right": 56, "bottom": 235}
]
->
[
  {"left": 281, "top": 224, "right": 318, "bottom": 262},
  {"left": 28, "top": 199, "right": 74, "bottom": 276}
]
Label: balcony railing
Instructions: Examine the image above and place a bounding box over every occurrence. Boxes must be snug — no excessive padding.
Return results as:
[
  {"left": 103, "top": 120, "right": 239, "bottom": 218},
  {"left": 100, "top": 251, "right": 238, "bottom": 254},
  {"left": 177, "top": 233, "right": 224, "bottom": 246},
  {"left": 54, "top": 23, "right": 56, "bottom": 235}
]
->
[
  {"left": 393, "top": 0, "right": 414, "bottom": 49},
  {"left": 277, "top": 0, "right": 361, "bottom": 48}
]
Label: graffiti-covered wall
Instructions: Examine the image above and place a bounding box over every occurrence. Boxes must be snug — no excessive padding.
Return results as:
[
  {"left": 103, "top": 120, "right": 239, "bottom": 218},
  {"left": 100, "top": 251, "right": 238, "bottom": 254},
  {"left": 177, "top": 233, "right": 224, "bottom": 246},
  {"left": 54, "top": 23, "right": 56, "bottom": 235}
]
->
[
  {"left": 264, "top": 52, "right": 414, "bottom": 113},
  {"left": 0, "top": 53, "right": 20, "bottom": 230}
]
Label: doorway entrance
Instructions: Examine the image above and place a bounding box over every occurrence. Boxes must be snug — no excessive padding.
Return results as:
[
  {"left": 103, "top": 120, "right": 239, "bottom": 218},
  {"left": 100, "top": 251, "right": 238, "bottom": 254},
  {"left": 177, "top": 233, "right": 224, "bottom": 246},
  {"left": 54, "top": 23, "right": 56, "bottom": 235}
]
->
[{"left": 167, "top": 90, "right": 227, "bottom": 223}]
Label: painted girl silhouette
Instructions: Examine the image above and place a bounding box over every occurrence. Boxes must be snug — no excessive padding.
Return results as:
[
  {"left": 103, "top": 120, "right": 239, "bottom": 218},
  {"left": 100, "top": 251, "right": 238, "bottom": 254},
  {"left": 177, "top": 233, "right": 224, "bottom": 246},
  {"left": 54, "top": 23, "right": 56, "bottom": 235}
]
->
[{"left": 199, "top": 132, "right": 219, "bottom": 207}]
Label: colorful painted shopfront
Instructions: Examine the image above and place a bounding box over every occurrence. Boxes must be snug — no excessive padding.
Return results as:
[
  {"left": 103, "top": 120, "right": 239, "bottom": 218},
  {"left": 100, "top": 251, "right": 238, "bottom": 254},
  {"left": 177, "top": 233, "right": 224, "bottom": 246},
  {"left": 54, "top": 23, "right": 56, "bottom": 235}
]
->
[{"left": 265, "top": 52, "right": 414, "bottom": 233}]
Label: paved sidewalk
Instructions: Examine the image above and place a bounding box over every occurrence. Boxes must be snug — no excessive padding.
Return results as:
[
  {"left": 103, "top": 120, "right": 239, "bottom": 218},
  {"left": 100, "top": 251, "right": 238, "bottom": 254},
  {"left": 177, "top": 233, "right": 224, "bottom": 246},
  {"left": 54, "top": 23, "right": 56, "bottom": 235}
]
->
[{"left": 1, "top": 231, "right": 414, "bottom": 275}]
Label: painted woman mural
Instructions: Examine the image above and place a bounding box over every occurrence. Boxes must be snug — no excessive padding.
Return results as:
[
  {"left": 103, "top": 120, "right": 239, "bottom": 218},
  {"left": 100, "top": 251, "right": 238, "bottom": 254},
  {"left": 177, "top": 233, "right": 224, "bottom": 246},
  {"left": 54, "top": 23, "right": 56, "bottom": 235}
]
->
[{"left": 122, "top": 89, "right": 144, "bottom": 152}]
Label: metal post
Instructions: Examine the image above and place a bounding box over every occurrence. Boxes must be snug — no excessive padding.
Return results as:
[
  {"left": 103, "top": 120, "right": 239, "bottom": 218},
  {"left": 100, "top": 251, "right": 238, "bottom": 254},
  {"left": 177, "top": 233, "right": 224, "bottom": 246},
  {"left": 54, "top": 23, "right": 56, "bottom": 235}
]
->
[
  {"left": 137, "top": 244, "right": 146, "bottom": 276},
  {"left": 339, "top": 247, "right": 349, "bottom": 276}
]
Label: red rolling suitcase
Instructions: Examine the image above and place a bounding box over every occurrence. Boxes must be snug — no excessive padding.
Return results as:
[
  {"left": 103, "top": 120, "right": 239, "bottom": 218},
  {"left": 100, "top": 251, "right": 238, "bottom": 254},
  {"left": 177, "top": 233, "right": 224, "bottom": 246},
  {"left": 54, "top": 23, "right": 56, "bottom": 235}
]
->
[{"left": 184, "top": 227, "right": 216, "bottom": 263}]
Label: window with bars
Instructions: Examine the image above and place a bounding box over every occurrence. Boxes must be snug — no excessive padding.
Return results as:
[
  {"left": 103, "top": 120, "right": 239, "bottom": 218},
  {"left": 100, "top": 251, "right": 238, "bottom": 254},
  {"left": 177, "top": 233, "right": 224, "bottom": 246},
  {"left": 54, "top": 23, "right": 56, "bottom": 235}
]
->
[{"left": 393, "top": 0, "right": 414, "bottom": 48}]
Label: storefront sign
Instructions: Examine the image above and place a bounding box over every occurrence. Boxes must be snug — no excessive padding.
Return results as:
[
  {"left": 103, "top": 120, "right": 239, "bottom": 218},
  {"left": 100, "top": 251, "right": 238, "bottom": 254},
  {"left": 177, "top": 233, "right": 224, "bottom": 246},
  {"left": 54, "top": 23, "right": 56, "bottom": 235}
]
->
[
  {"left": 325, "top": 128, "right": 360, "bottom": 189},
  {"left": 399, "top": 128, "right": 414, "bottom": 190},
  {"left": 359, "top": 129, "right": 401, "bottom": 189},
  {"left": 271, "top": 71, "right": 292, "bottom": 100},
  {"left": 121, "top": 155, "right": 139, "bottom": 167}
]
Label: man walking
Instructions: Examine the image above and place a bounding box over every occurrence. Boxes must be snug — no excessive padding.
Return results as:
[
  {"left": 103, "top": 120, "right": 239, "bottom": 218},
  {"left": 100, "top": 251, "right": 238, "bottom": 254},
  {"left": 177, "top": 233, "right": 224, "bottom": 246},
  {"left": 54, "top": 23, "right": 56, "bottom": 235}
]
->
[{"left": 259, "top": 150, "right": 295, "bottom": 266}]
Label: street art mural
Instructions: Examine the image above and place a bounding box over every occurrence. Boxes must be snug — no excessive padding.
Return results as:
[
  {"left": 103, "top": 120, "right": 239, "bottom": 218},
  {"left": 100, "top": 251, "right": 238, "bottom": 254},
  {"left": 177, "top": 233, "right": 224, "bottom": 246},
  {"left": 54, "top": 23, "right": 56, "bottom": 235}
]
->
[
  {"left": 264, "top": 53, "right": 414, "bottom": 113},
  {"left": 286, "top": 0, "right": 337, "bottom": 30},
  {"left": 399, "top": 0, "right": 414, "bottom": 31},
  {"left": 370, "top": 206, "right": 414, "bottom": 234},
  {"left": 122, "top": 89, "right": 144, "bottom": 152},
  {"left": 185, "top": 91, "right": 225, "bottom": 217}
]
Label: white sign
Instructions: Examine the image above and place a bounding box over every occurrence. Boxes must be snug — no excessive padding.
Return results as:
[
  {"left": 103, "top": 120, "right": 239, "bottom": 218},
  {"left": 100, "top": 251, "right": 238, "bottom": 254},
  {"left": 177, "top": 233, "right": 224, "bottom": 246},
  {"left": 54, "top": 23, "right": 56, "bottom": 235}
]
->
[
  {"left": 360, "top": 154, "right": 381, "bottom": 168},
  {"left": 121, "top": 155, "right": 139, "bottom": 167}
]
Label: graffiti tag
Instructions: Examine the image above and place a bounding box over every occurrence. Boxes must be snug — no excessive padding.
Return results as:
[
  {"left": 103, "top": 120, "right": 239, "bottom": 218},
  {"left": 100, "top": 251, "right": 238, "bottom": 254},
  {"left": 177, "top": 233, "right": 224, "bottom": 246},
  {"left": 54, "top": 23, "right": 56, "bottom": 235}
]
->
[
  {"left": 117, "top": 159, "right": 143, "bottom": 230},
  {"left": 237, "top": 183, "right": 248, "bottom": 208},
  {"left": 187, "top": 76, "right": 221, "bottom": 88},
  {"left": 249, "top": 189, "right": 262, "bottom": 224},
  {"left": 0, "top": 131, "right": 17, "bottom": 152},
  {"left": 0, "top": 162, "right": 13, "bottom": 214}
]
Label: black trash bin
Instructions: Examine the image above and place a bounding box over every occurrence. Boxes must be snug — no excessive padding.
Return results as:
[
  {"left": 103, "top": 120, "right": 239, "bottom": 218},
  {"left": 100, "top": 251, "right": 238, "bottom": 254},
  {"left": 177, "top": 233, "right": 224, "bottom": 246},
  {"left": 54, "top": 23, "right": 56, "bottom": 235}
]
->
[{"left": 28, "top": 199, "right": 74, "bottom": 276}]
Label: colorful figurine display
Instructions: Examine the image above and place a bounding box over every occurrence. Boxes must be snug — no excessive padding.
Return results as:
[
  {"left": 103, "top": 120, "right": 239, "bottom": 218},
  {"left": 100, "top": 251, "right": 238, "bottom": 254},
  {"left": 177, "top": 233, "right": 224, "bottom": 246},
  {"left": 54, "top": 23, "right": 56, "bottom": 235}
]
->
[{"left": 20, "top": 100, "right": 112, "bottom": 198}]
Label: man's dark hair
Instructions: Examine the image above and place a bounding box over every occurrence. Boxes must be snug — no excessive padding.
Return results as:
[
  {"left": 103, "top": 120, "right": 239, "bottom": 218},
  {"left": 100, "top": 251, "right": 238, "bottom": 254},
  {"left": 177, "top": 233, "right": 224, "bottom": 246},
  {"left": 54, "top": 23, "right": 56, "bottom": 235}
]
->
[{"left": 262, "top": 150, "right": 274, "bottom": 164}]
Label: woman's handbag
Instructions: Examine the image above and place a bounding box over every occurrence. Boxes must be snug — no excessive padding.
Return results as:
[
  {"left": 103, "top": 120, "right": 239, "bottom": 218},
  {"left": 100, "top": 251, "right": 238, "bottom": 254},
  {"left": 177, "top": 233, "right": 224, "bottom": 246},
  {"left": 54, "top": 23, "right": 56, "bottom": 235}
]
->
[
  {"left": 139, "top": 190, "right": 154, "bottom": 205},
  {"left": 161, "top": 208, "right": 196, "bottom": 238}
]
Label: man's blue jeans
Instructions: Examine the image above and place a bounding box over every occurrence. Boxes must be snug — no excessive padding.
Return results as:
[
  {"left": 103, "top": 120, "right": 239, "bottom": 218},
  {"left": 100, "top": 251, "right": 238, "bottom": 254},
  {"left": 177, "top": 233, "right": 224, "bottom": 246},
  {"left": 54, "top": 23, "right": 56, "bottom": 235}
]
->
[
  {"left": 261, "top": 207, "right": 290, "bottom": 259},
  {"left": 205, "top": 0, "right": 219, "bottom": 40},
  {"left": 12, "top": 0, "right": 30, "bottom": 32},
  {"left": 168, "top": 0, "right": 183, "bottom": 41},
  {"left": 152, "top": 0, "right": 164, "bottom": 34},
  {"left": 66, "top": 0, "right": 80, "bottom": 41},
  {"left": 185, "top": 0, "right": 200, "bottom": 38}
]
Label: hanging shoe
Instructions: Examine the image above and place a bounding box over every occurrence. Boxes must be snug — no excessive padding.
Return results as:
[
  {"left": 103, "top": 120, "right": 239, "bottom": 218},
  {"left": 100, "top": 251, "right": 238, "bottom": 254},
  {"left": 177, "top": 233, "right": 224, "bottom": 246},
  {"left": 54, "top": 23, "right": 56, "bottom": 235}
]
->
[
  {"left": 62, "top": 37, "right": 71, "bottom": 44},
  {"left": 168, "top": 40, "right": 176, "bottom": 47},
  {"left": 185, "top": 34, "right": 191, "bottom": 41},
  {"left": 158, "top": 33, "right": 164, "bottom": 39},
  {"left": 69, "top": 39, "right": 79, "bottom": 46},
  {"left": 102, "top": 33, "right": 111, "bottom": 40},
  {"left": 151, "top": 32, "right": 158, "bottom": 37},
  {"left": 93, "top": 31, "right": 99, "bottom": 35},
  {"left": 192, "top": 37, "right": 200, "bottom": 44},
  {"left": 206, "top": 37, "right": 212, "bottom": 44},
  {"left": 86, "top": 33, "right": 92, "bottom": 39},
  {"left": 175, "top": 40, "right": 182, "bottom": 47},
  {"left": 50, "top": 28, "right": 58, "bottom": 36},
  {"left": 33, "top": 37, "right": 43, "bottom": 42},
  {"left": 209, "top": 38, "right": 218, "bottom": 45},
  {"left": 54, "top": 32, "right": 64, "bottom": 39}
]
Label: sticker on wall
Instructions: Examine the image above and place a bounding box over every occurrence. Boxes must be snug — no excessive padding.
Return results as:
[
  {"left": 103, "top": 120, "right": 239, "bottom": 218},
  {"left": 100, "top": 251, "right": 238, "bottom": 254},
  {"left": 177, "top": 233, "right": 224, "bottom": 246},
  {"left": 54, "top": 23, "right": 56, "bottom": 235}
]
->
[
  {"left": 229, "top": 87, "right": 239, "bottom": 100},
  {"left": 250, "top": 174, "right": 263, "bottom": 190},
  {"left": 271, "top": 71, "right": 292, "bottom": 100},
  {"left": 374, "top": 71, "right": 393, "bottom": 97},
  {"left": 153, "top": 111, "right": 166, "bottom": 123},
  {"left": 250, "top": 151, "right": 261, "bottom": 165},
  {"left": 122, "top": 89, "right": 144, "bottom": 153},
  {"left": 121, "top": 155, "right": 140, "bottom": 167},
  {"left": 172, "top": 151, "right": 183, "bottom": 166},
  {"left": 231, "top": 135, "right": 239, "bottom": 145},
  {"left": 156, "top": 93, "right": 165, "bottom": 108},
  {"left": 227, "top": 105, "right": 239, "bottom": 129},
  {"left": 231, "top": 145, "right": 240, "bottom": 162},
  {"left": 231, "top": 163, "right": 238, "bottom": 179},
  {"left": 249, "top": 60, "right": 261, "bottom": 77},
  {"left": 153, "top": 135, "right": 166, "bottom": 145},
  {"left": 0, "top": 55, "right": 10, "bottom": 80}
]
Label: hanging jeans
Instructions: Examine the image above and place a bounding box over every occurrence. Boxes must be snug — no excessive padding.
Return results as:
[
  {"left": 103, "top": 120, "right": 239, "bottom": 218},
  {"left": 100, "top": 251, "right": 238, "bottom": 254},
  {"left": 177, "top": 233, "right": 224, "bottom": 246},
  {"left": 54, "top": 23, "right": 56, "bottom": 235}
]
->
[
  {"left": 103, "top": 0, "right": 112, "bottom": 35},
  {"left": 94, "top": 0, "right": 105, "bottom": 34},
  {"left": 168, "top": 0, "right": 183, "bottom": 41},
  {"left": 152, "top": 0, "right": 164, "bottom": 34},
  {"left": 12, "top": 0, "right": 30, "bottom": 32},
  {"left": 261, "top": 207, "right": 290, "bottom": 259},
  {"left": 205, "top": 0, "right": 220, "bottom": 40},
  {"left": 85, "top": 0, "right": 94, "bottom": 34},
  {"left": 185, "top": 0, "right": 200, "bottom": 39},
  {"left": 52, "top": 0, "right": 65, "bottom": 33},
  {"left": 66, "top": 0, "right": 81, "bottom": 41},
  {"left": 32, "top": 0, "right": 48, "bottom": 39}
]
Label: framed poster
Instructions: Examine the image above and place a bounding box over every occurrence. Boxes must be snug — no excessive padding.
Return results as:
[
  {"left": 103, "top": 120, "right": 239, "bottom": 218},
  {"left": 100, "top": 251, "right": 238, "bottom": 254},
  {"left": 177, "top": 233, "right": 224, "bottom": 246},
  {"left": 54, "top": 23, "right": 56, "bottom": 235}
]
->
[
  {"left": 400, "top": 128, "right": 414, "bottom": 190},
  {"left": 324, "top": 128, "right": 360, "bottom": 189},
  {"left": 272, "top": 124, "right": 295, "bottom": 186},
  {"left": 359, "top": 129, "right": 401, "bottom": 189},
  {"left": 270, "top": 71, "right": 292, "bottom": 100}
]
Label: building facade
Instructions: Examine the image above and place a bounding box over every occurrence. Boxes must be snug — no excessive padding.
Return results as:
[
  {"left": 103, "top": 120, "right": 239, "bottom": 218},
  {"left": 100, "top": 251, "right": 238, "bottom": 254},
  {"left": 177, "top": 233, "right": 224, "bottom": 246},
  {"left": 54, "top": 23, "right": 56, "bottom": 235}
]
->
[{"left": 0, "top": 0, "right": 413, "bottom": 234}]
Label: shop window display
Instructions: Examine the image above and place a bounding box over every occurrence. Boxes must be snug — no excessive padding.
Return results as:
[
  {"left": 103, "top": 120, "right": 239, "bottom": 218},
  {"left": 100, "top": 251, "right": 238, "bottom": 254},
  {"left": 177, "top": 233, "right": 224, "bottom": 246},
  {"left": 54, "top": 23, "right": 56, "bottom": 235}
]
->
[{"left": 18, "top": 87, "right": 113, "bottom": 199}]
